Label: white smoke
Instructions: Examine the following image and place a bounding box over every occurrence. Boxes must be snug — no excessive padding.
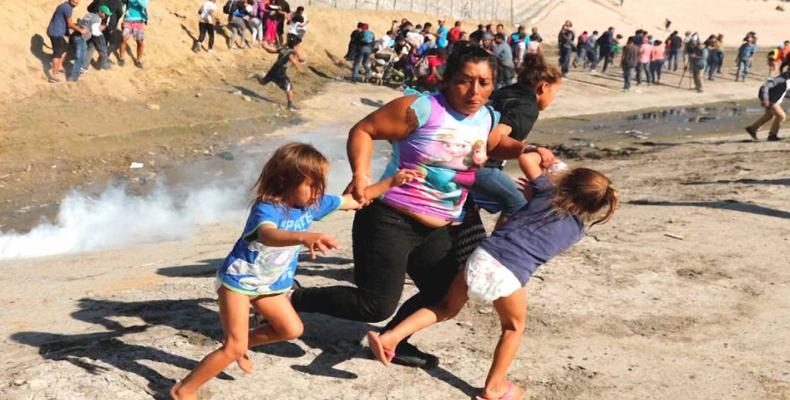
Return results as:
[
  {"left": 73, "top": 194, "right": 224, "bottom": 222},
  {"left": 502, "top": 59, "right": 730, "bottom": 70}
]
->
[
  {"left": 0, "top": 183, "right": 248, "bottom": 260},
  {"left": 0, "top": 130, "right": 392, "bottom": 261}
]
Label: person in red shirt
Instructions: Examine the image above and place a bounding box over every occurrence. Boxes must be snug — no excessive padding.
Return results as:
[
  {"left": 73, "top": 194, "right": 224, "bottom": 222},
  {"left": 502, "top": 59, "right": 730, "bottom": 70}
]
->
[
  {"left": 423, "top": 47, "right": 448, "bottom": 89},
  {"left": 448, "top": 20, "right": 462, "bottom": 44}
]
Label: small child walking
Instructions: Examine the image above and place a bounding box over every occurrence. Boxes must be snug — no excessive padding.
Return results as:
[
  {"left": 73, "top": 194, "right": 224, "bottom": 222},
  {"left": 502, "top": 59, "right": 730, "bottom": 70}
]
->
[
  {"left": 258, "top": 33, "right": 305, "bottom": 111},
  {"left": 170, "top": 143, "right": 421, "bottom": 400},
  {"left": 368, "top": 152, "right": 617, "bottom": 400}
]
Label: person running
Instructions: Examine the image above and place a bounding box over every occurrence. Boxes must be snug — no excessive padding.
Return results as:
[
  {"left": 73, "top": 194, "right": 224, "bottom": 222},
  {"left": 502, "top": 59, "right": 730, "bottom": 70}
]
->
[
  {"left": 585, "top": 30, "right": 599, "bottom": 70},
  {"left": 735, "top": 35, "right": 757, "bottom": 82},
  {"left": 257, "top": 33, "right": 304, "bottom": 111},
  {"left": 621, "top": 36, "right": 639, "bottom": 91},
  {"left": 573, "top": 30, "right": 588, "bottom": 68},
  {"left": 169, "top": 143, "right": 422, "bottom": 400},
  {"left": 47, "top": 0, "right": 87, "bottom": 82},
  {"left": 746, "top": 70, "right": 790, "bottom": 142},
  {"left": 597, "top": 27, "right": 615, "bottom": 73},
  {"left": 290, "top": 45, "right": 529, "bottom": 369},
  {"left": 118, "top": 0, "right": 148, "bottom": 68},
  {"left": 368, "top": 154, "right": 618, "bottom": 400},
  {"left": 193, "top": 0, "right": 218, "bottom": 52},
  {"left": 472, "top": 54, "right": 559, "bottom": 228}
]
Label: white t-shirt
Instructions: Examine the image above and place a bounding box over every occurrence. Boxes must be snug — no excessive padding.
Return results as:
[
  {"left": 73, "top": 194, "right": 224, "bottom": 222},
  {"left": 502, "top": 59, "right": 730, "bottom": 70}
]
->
[
  {"left": 288, "top": 12, "right": 307, "bottom": 35},
  {"left": 200, "top": 1, "right": 217, "bottom": 23}
]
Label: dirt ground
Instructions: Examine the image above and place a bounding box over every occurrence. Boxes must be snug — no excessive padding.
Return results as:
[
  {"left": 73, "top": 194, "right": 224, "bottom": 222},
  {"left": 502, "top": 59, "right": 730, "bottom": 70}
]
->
[{"left": 2, "top": 2, "right": 790, "bottom": 398}]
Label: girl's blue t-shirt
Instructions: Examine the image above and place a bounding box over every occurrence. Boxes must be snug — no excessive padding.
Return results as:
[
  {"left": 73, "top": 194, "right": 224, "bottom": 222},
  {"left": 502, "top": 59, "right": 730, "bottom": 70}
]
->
[
  {"left": 478, "top": 175, "right": 584, "bottom": 286},
  {"left": 218, "top": 195, "right": 342, "bottom": 295}
]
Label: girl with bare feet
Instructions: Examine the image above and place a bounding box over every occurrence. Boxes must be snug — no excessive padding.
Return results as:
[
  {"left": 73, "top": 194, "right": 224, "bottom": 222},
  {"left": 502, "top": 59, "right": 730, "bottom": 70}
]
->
[
  {"left": 368, "top": 152, "right": 618, "bottom": 400},
  {"left": 170, "top": 143, "right": 421, "bottom": 399}
]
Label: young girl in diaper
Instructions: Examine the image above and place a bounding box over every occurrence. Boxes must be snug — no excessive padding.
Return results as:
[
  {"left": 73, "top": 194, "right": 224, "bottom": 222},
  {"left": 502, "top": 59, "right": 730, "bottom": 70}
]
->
[
  {"left": 171, "top": 143, "right": 421, "bottom": 400},
  {"left": 368, "top": 151, "right": 617, "bottom": 400}
]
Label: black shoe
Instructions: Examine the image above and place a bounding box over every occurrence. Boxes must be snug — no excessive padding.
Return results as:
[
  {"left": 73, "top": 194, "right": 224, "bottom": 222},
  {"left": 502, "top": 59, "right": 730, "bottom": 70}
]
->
[
  {"left": 767, "top": 134, "right": 781, "bottom": 142},
  {"left": 391, "top": 342, "right": 439, "bottom": 369},
  {"left": 745, "top": 126, "right": 758, "bottom": 140}
]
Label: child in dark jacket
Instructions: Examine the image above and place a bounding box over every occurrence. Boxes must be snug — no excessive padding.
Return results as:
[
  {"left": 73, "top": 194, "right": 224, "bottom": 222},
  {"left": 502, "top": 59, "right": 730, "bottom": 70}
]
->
[{"left": 746, "top": 71, "right": 790, "bottom": 141}]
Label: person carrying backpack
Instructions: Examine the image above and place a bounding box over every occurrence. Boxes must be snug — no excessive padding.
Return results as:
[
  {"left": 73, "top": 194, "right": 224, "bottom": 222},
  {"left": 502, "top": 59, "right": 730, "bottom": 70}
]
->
[{"left": 352, "top": 23, "right": 375, "bottom": 82}]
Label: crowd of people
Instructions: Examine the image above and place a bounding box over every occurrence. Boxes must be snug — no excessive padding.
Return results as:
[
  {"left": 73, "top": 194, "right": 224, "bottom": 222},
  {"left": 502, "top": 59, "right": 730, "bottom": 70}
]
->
[
  {"left": 46, "top": 0, "right": 147, "bottom": 82},
  {"left": 339, "top": 16, "right": 776, "bottom": 100},
  {"left": 343, "top": 18, "right": 545, "bottom": 91},
  {"left": 554, "top": 20, "right": 763, "bottom": 93}
]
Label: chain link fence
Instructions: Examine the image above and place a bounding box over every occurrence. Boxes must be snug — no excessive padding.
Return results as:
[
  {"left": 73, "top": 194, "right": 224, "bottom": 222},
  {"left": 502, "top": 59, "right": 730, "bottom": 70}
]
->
[{"left": 292, "top": 0, "right": 518, "bottom": 24}]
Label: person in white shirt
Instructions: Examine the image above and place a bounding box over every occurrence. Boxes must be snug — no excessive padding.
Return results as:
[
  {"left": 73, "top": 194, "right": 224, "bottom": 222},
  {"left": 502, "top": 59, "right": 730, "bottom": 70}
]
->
[
  {"left": 288, "top": 6, "right": 307, "bottom": 38},
  {"left": 193, "top": 0, "right": 218, "bottom": 52}
]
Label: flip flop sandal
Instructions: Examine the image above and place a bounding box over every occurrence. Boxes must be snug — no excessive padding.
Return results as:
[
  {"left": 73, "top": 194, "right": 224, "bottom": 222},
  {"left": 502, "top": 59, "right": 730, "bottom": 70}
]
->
[
  {"left": 475, "top": 381, "right": 515, "bottom": 400},
  {"left": 169, "top": 380, "right": 182, "bottom": 399},
  {"left": 367, "top": 331, "right": 395, "bottom": 366}
]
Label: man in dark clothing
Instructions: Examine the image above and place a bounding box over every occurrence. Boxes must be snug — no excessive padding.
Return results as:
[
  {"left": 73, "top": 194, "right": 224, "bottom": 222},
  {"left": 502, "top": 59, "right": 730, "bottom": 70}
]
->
[
  {"left": 557, "top": 21, "right": 574, "bottom": 76},
  {"left": 597, "top": 27, "right": 615, "bottom": 72},
  {"left": 665, "top": 31, "right": 682, "bottom": 71},
  {"left": 344, "top": 22, "right": 364, "bottom": 61},
  {"left": 469, "top": 24, "right": 485, "bottom": 44},
  {"left": 746, "top": 71, "right": 790, "bottom": 141},
  {"left": 87, "top": 0, "right": 123, "bottom": 55},
  {"left": 621, "top": 36, "right": 639, "bottom": 90}
]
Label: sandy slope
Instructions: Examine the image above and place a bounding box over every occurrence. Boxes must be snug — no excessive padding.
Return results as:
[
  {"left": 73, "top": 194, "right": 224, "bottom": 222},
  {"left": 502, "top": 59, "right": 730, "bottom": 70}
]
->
[
  {"left": 0, "top": 83, "right": 789, "bottom": 399},
  {"left": 5, "top": 0, "right": 788, "bottom": 103},
  {"left": 518, "top": 0, "right": 788, "bottom": 47}
]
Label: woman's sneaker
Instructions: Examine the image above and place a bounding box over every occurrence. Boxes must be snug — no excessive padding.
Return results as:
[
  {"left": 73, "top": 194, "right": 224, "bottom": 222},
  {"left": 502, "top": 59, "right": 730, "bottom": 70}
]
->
[{"left": 767, "top": 134, "right": 781, "bottom": 141}]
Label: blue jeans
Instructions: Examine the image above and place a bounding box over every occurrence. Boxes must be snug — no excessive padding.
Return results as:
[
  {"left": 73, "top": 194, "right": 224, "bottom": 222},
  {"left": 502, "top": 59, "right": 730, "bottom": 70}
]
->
[
  {"left": 353, "top": 46, "right": 372, "bottom": 80},
  {"left": 636, "top": 62, "right": 649, "bottom": 84},
  {"left": 623, "top": 65, "right": 634, "bottom": 89},
  {"left": 471, "top": 167, "right": 527, "bottom": 215},
  {"left": 650, "top": 60, "right": 664, "bottom": 83},
  {"left": 707, "top": 60, "right": 719, "bottom": 80},
  {"left": 667, "top": 49, "right": 679, "bottom": 70},
  {"left": 69, "top": 35, "right": 87, "bottom": 81},
  {"left": 559, "top": 47, "right": 571, "bottom": 75},
  {"left": 737, "top": 58, "right": 750, "bottom": 79}
]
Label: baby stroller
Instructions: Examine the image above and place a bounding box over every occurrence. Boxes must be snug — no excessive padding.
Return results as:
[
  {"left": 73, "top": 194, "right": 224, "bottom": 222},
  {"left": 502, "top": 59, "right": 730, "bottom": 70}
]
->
[{"left": 374, "top": 53, "right": 405, "bottom": 85}]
